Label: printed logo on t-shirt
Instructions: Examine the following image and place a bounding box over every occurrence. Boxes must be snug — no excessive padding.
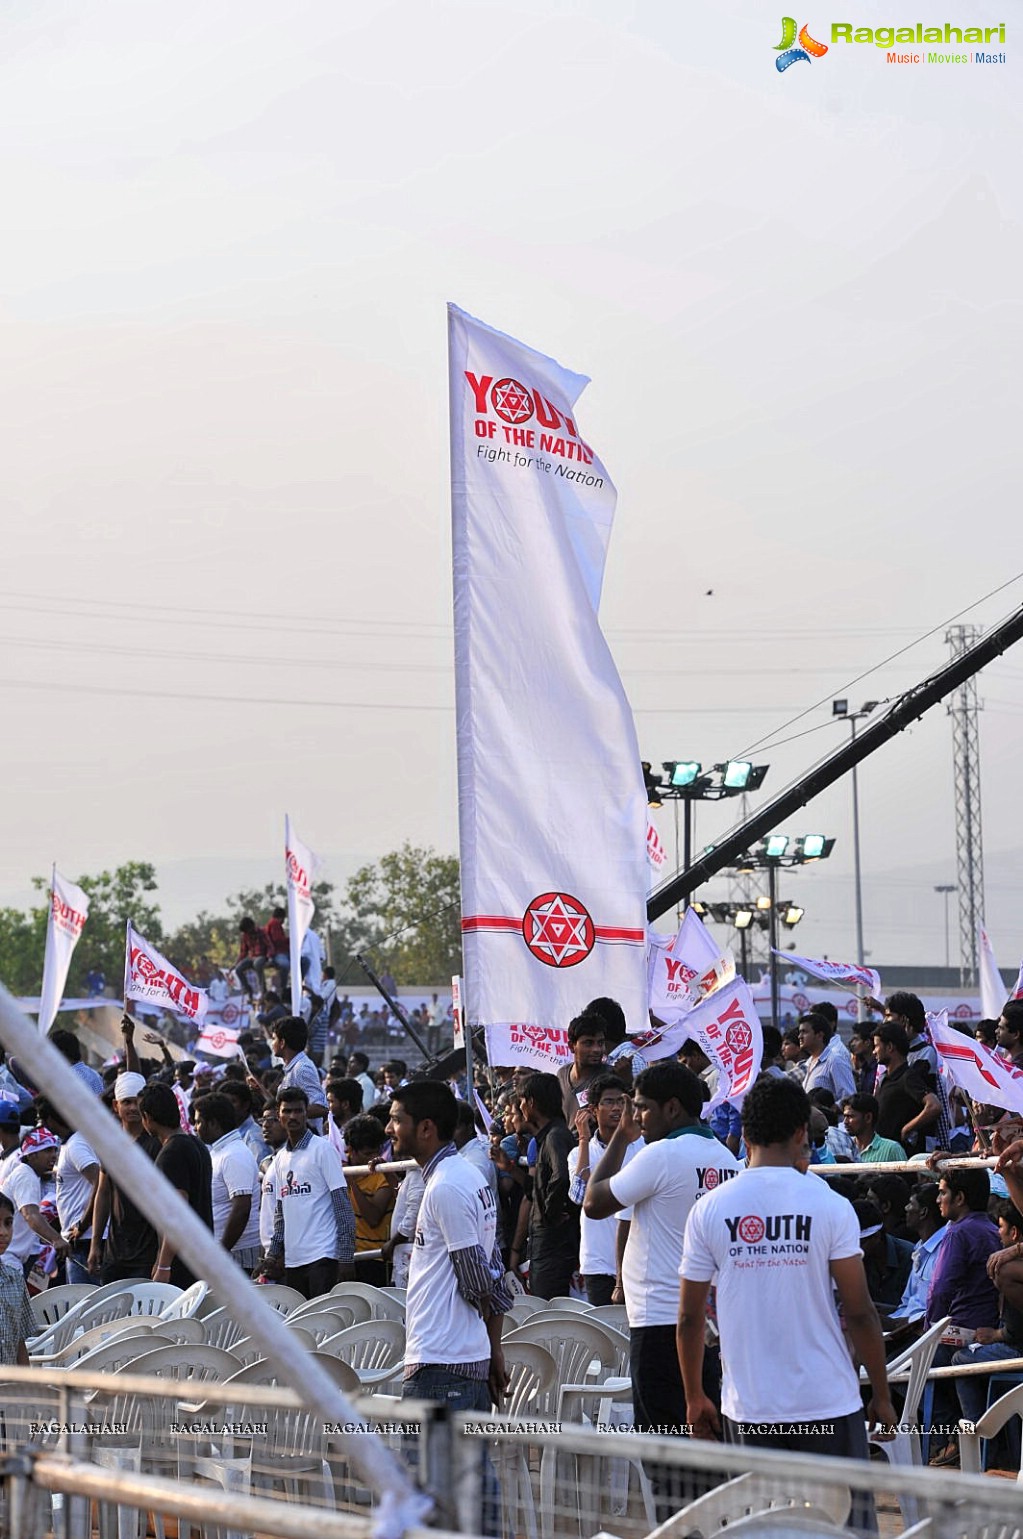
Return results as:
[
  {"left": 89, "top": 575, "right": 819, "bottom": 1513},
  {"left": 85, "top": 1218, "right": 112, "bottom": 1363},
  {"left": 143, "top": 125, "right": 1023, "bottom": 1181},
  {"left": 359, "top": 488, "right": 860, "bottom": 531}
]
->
[
  {"left": 724, "top": 1213, "right": 813, "bottom": 1257},
  {"left": 281, "top": 1169, "right": 313, "bottom": 1198},
  {"left": 698, "top": 1166, "right": 737, "bottom": 1192}
]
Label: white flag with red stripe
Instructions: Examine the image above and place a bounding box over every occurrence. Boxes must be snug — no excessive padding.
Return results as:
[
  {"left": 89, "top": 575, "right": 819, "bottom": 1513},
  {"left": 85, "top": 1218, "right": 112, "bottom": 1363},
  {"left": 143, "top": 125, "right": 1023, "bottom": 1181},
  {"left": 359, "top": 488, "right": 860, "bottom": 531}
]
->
[
  {"left": 38, "top": 867, "right": 90, "bottom": 1035},
  {"left": 450, "top": 305, "right": 647, "bottom": 1035},
  {"left": 775, "top": 951, "right": 881, "bottom": 997},
  {"left": 123, "top": 921, "right": 208, "bottom": 1026},
  {"left": 929, "top": 1011, "right": 1023, "bottom": 1115}
]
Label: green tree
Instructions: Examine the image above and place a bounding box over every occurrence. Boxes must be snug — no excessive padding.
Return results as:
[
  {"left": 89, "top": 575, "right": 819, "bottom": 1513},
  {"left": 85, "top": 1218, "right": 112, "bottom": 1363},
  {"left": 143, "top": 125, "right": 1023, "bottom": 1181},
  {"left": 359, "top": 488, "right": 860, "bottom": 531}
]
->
[
  {"left": 163, "top": 878, "right": 342, "bottom": 978},
  {"left": 0, "top": 905, "right": 47, "bottom": 994},
  {"left": 339, "top": 842, "right": 461, "bottom": 985}
]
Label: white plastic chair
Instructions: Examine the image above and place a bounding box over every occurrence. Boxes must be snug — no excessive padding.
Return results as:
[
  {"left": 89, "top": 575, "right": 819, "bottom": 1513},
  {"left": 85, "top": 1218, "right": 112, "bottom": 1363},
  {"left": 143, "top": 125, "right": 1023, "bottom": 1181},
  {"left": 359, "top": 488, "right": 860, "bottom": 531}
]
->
[
  {"left": 504, "top": 1318, "right": 621, "bottom": 1414},
  {"left": 229, "top": 1325, "right": 316, "bottom": 1365},
  {"left": 318, "top": 1318, "right": 406, "bottom": 1387},
  {"left": 589, "top": 1304, "right": 629, "bottom": 1333},
  {"left": 29, "top": 1282, "right": 95, "bottom": 1333},
  {"left": 329, "top": 1281, "right": 403, "bottom": 1320},
  {"left": 158, "top": 1279, "right": 208, "bottom": 1321},
  {"left": 544, "top": 1295, "right": 592, "bottom": 1312},
  {"left": 645, "top": 1471, "right": 852, "bottom": 1539},
  {"left": 493, "top": 1342, "right": 558, "bottom": 1539},
  {"left": 26, "top": 1289, "right": 135, "bottom": 1356},
  {"left": 286, "top": 1311, "right": 347, "bottom": 1348},
  {"left": 960, "top": 1380, "right": 1023, "bottom": 1481},
  {"left": 31, "top": 1316, "right": 151, "bottom": 1369},
  {"left": 866, "top": 1314, "right": 950, "bottom": 1524},
  {"left": 540, "top": 1377, "right": 654, "bottom": 1539}
]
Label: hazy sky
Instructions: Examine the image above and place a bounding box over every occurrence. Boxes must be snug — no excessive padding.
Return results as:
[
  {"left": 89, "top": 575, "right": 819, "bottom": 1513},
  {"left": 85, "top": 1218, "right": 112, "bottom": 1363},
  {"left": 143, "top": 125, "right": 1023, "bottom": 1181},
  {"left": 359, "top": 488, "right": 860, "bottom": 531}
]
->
[{"left": 1, "top": 0, "right": 1020, "bottom": 973}]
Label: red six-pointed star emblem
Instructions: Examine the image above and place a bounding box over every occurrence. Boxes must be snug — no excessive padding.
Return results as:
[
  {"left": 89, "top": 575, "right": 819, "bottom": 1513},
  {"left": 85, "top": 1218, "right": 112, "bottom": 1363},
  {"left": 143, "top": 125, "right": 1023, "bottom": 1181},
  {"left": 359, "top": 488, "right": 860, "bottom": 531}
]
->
[
  {"left": 725, "top": 1021, "right": 752, "bottom": 1055},
  {"left": 491, "top": 377, "right": 535, "bottom": 424},
  {"left": 737, "top": 1216, "right": 765, "bottom": 1245},
  {"left": 522, "top": 891, "right": 595, "bottom": 969}
]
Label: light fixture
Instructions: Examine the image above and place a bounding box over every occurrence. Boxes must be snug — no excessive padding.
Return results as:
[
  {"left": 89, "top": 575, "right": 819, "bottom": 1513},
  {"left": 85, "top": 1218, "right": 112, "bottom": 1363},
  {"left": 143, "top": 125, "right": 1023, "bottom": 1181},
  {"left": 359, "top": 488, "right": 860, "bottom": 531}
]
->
[
  {"left": 691, "top": 901, "right": 707, "bottom": 916},
  {"left": 763, "top": 834, "right": 789, "bottom": 860},
  {"left": 755, "top": 895, "right": 772, "bottom": 911},
  {"left": 832, "top": 699, "right": 849, "bottom": 717},
  {"left": 642, "top": 762, "right": 663, "bottom": 808},
  {"left": 782, "top": 905, "right": 805, "bottom": 927},
  {"left": 733, "top": 909, "right": 753, "bottom": 930},
  {"left": 722, "top": 760, "right": 752, "bottom": 790},
  {"left": 665, "top": 760, "right": 702, "bottom": 788},
  {"left": 795, "top": 835, "right": 835, "bottom": 861}
]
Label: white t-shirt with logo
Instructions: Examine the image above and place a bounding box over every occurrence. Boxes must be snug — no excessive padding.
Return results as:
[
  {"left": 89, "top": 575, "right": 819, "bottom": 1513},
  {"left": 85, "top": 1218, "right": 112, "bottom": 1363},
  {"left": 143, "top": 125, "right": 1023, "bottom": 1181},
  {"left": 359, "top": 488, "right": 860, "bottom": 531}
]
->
[
  {"left": 271, "top": 1135, "right": 348, "bottom": 1267},
  {"left": 609, "top": 1131, "right": 742, "bottom": 1327},
  {"left": 259, "top": 1160, "right": 277, "bottom": 1251},
  {"left": 405, "top": 1153, "right": 498, "bottom": 1368},
  {"left": 569, "top": 1136, "right": 640, "bottom": 1277},
  {"left": 680, "top": 1165, "right": 863, "bottom": 1422},
  {"left": 0, "top": 1158, "right": 43, "bottom": 1263},
  {"left": 210, "top": 1131, "right": 261, "bottom": 1253},
  {"left": 55, "top": 1132, "right": 99, "bottom": 1237}
]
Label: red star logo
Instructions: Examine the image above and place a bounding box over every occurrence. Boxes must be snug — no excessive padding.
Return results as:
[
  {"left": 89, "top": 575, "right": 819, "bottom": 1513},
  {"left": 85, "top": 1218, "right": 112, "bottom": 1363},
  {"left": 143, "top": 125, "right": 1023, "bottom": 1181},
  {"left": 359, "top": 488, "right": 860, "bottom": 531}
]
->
[
  {"left": 522, "top": 891, "right": 595, "bottom": 969},
  {"left": 725, "top": 1021, "right": 752, "bottom": 1055},
  {"left": 491, "top": 377, "right": 535, "bottom": 424}
]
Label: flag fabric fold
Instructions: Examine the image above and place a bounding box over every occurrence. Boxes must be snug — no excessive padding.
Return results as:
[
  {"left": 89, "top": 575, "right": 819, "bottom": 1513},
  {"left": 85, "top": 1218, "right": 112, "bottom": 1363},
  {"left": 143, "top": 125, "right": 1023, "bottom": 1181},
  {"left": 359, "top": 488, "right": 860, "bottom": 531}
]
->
[
  {"left": 449, "top": 304, "right": 647, "bottom": 1036},
  {"left": 978, "top": 925, "right": 1007, "bottom": 1023},
  {"left": 285, "top": 816, "right": 318, "bottom": 1017},
  {"left": 38, "top": 867, "right": 89, "bottom": 1035}
]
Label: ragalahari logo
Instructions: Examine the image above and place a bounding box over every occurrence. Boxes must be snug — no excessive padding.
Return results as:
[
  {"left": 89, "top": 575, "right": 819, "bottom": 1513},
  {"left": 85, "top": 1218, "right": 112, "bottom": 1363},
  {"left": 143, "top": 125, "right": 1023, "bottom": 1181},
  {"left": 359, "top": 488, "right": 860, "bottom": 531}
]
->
[{"left": 775, "top": 16, "right": 828, "bottom": 70}]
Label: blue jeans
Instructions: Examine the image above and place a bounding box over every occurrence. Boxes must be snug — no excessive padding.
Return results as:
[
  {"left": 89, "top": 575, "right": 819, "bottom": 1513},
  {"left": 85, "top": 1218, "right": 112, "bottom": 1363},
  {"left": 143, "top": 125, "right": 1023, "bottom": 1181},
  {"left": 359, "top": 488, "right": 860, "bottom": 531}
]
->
[
  {"left": 953, "top": 1341, "right": 1022, "bottom": 1424},
  {"left": 401, "top": 1366, "right": 498, "bottom": 1536},
  {"left": 66, "top": 1245, "right": 101, "bottom": 1286}
]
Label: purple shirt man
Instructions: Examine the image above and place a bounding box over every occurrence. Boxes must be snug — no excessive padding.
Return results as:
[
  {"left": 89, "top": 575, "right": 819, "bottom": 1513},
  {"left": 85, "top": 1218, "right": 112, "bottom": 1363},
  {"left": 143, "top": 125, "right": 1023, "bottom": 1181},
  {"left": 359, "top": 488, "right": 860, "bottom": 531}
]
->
[{"left": 925, "top": 1178, "right": 1000, "bottom": 1330}]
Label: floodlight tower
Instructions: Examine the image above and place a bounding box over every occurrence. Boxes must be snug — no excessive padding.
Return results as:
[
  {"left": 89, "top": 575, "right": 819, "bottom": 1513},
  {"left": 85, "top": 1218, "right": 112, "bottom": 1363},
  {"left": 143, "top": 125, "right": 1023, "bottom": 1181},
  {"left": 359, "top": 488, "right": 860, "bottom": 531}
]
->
[{"left": 946, "top": 624, "right": 985, "bottom": 986}]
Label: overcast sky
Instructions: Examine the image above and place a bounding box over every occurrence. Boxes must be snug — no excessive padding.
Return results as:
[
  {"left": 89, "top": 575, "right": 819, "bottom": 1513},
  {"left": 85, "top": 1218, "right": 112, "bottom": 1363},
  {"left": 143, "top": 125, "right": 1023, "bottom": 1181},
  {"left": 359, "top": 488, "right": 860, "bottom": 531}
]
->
[{"left": 1, "top": 0, "right": 1019, "bottom": 975}]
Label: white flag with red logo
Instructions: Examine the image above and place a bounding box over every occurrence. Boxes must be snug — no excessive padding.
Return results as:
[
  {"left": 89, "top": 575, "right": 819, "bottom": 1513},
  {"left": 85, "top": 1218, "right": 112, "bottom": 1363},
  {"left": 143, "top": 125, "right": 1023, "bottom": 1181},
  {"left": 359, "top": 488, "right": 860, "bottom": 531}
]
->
[
  {"left": 38, "top": 867, "right": 89, "bottom": 1034},
  {"left": 775, "top": 951, "right": 881, "bottom": 998},
  {"left": 646, "top": 821, "right": 667, "bottom": 872},
  {"left": 929, "top": 1011, "right": 1023, "bottom": 1114},
  {"left": 285, "top": 815, "right": 319, "bottom": 1017},
  {"left": 978, "top": 925, "right": 1007, "bottom": 1023},
  {"left": 450, "top": 305, "right": 647, "bottom": 1035},
  {"left": 631, "top": 976, "right": 762, "bottom": 1106},
  {"left": 196, "top": 1022, "right": 242, "bottom": 1059},
  {"left": 483, "top": 1021, "right": 572, "bottom": 1073},
  {"left": 123, "top": 922, "right": 208, "bottom": 1026},
  {"left": 648, "top": 908, "right": 735, "bottom": 1025}
]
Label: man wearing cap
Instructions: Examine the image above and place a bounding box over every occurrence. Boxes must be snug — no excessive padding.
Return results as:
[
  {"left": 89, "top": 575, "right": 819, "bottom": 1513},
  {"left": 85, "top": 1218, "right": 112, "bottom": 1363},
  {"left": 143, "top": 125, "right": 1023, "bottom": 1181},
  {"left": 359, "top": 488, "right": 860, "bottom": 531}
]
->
[
  {"left": 0, "top": 1128, "right": 69, "bottom": 1279},
  {"left": 86, "top": 1072, "right": 160, "bottom": 1283}
]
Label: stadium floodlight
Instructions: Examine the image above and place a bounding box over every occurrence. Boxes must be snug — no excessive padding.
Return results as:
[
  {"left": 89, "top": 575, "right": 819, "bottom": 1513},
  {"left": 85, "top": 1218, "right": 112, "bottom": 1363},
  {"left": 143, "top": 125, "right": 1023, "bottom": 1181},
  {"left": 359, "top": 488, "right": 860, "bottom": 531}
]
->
[
  {"left": 796, "top": 834, "right": 835, "bottom": 862},
  {"left": 763, "top": 834, "right": 789, "bottom": 860},
  {"left": 642, "top": 762, "right": 663, "bottom": 808},
  {"left": 665, "top": 760, "right": 702, "bottom": 788},
  {"left": 733, "top": 909, "right": 754, "bottom": 930},
  {"left": 722, "top": 760, "right": 752, "bottom": 790},
  {"left": 755, "top": 895, "right": 772, "bottom": 911},
  {"left": 782, "top": 905, "right": 805, "bottom": 927}
]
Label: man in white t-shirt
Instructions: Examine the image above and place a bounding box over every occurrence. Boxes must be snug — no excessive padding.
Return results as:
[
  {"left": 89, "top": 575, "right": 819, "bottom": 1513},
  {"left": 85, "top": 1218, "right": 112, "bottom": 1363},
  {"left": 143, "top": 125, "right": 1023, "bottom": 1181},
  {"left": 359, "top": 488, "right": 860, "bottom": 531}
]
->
[
  {"left": 389, "top": 1081, "right": 511, "bottom": 1398},
  {"left": 193, "top": 1091, "right": 262, "bottom": 1272},
  {"left": 264, "top": 1087, "right": 355, "bottom": 1298},
  {"left": 0, "top": 1128, "right": 69, "bottom": 1277},
  {"left": 37, "top": 1098, "right": 101, "bottom": 1285},
  {"left": 585, "top": 1060, "right": 741, "bottom": 1512},
  {"left": 679, "top": 1074, "right": 895, "bottom": 1527}
]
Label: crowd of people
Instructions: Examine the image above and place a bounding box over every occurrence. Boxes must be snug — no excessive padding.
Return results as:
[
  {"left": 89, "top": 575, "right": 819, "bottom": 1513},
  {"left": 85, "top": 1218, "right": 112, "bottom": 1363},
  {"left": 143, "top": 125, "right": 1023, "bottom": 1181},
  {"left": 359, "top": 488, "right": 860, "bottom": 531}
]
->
[{"left": 0, "top": 986, "right": 1021, "bottom": 1501}]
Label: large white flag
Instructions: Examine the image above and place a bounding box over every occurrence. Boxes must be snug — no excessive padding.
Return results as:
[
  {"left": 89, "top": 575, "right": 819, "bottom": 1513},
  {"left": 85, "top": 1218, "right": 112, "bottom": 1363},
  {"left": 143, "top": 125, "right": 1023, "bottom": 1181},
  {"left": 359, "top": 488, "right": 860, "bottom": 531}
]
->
[
  {"left": 285, "top": 815, "right": 318, "bottom": 1017},
  {"left": 123, "top": 922, "right": 208, "bottom": 1026},
  {"left": 1011, "top": 962, "right": 1023, "bottom": 1003},
  {"left": 776, "top": 951, "right": 881, "bottom": 998},
  {"left": 196, "top": 1021, "right": 242, "bottom": 1059},
  {"left": 929, "top": 1011, "right": 1023, "bottom": 1115},
  {"left": 483, "top": 1021, "right": 572, "bottom": 1073},
  {"left": 38, "top": 867, "right": 89, "bottom": 1035},
  {"left": 978, "top": 925, "right": 1007, "bottom": 1023},
  {"left": 450, "top": 305, "right": 647, "bottom": 1035}
]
